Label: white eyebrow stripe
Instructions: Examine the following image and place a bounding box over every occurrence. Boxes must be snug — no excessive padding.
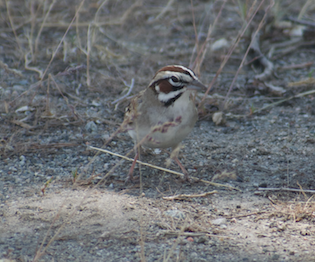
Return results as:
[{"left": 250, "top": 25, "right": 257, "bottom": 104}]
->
[{"left": 172, "top": 65, "right": 196, "bottom": 78}]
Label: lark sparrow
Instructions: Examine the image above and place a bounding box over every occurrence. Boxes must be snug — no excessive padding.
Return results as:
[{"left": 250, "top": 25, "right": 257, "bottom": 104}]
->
[{"left": 123, "top": 65, "right": 206, "bottom": 181}]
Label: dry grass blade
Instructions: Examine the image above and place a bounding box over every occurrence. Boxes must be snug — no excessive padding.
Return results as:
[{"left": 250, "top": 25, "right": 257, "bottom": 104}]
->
[
  {"left": 278, "top": 62, "right": 313, "bottom": 71},
  {"left": 298, "top": 0, "right": 314, "bottom": 20},
  {"left": 34, "top": 0, "right": 56, "bottom": 57},
  {"left": 89, "top": 146, "right": 240, "bottom": 191},
  {"left": 287, "top": 16, "right": 315, "bottom": 27},
  {"left": 86, "top": 23, "right": 92, "bottom": 87},
  {"left": 252, "top": 89, "right": 315, "bottom": 114},
  {"left": 163, "top": 220, "right": 187, "bottom": 262},
  {"left": 5, "top": 0, "right": 22, "bottom": 53},
  {"left": 24, "top": 51, "right": 44, "bottom": 78},
  {"left": 11, "top": 120, "right": 35, "bottom": 129},
  {"left": 111, "top": 78, "right": 135, "bottom": 105},
  {"left": 258, "top": 187, "right": 315, "bottom": 194},
  {"left": 192, "top": 0, "right": 227, "bottom": 75},
  {"left": 40, "top": 0, "right": 86, "bottom": 81},
  {"left": 250, "top": 32, "right": 274, "bottom": 80},
  {"left": 223, "top": 0, "right": 273, "bottom": 108},
  {"left": 32, "top": 188, "right": 92, "bottom": 262},
  {"left": 153, "top": 0, "right": 174, "bottom": 22},
  {"left": 162, "top": 191, "right": 218, "bottom": 200},
  {"left": 0, "top": 60, "right": 23, "bottom": 77},
  {"left": 288, "top": 77, "right": 315, "bottom": 87},
  {"left": 198, "top": 0, "right": 267, "bottom": 108},
  {"left": 88, "top": 146, "right": 190, "bottom": 178}
]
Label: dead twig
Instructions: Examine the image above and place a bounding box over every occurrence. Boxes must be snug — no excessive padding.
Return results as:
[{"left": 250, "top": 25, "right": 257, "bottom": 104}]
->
[
  {"left": 111, "top": 78, "right": 135, "bottom": 105},
  {"left": 24, "top": 52, "right": 44, "bottom": 78},
  {"left": 34, "top": 0, "right": 56, "bottom": 57},
  {"left": 157, "top": 231, "right": 230, "bottom": 238},
  {"left": 288, "top": 77, "right": 315, "bottom": 87},
  {"left": 5, "top": 0, "right": 22, "bottom": 54},
  {"left": 287, "top": 16, "right": 315, "bottom": 27},
  {"left": 40, "top": 0, "right": 85, "bottom": 82},
  {"left": 152, "top": 0, "right": 174, "bottom": 22},
  {"left": 225, "top": 211, "right": 267, "bottom": 219},
  {"left": 192, "top": 0, "right": 227, "bottom": 75},
  {"left": 162, "top": 191, "right": 218, "bottom": 200},
  {"left": 277, "top": 62, "right": 313, "bottom": 71},
  {"left": 252, "top": 89, "right": 315, "bottom": 114},
  {"left": 199, "top": 0, "right": 267, "bottom": 108},
  {"left": 249, "top": 31, "right": 274, "bottom": 81},
  {"left": 271, "top": 40, "right": 315, "bottom": 60},
  {"left": 11, "top": 120, "right": 36, "bottom": 130},
  {"left": 211, "top": 170, "right": 237, "bottom": 182},
  {"left": 223, "top": 0, "right": 274, "bottom": 108},
  {"left": 0, "top": 60, "right": 23, "bottom": 77},
  {"left": 264, "top": 82, "right": 286, "bottom": 96},
  {"left": 258, "top": 187, "right": 315, "bottom": 194},
  {"left": 89, "top": 146, "right": 239, "bottom": 191},
  {"left": 56, "top": 65, "right": 85, "bottom": 76},
  {"left": 158, "top": 231, "right": 207, "bottom": 237}
]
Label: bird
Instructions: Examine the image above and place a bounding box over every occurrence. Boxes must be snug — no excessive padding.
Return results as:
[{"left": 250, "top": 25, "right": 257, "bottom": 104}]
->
[{"left": 123, "top": 65, "right": 206, "bottom": 182}]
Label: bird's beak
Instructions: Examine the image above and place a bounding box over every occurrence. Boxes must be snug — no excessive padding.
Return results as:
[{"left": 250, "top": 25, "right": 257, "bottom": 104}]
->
[{"left": 187, "top": 78, "right": 207, "bottom": 90}]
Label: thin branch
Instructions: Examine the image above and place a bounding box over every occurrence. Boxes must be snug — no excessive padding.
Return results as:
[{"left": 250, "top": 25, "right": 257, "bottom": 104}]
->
[
  {"left": 258, "top": 187, "right": 315, "bottom": 194},
  {"left": 40, "top": 0, "right": 86, "bottom": 81},
  {"left": 162, "top": 191, "right": 218, "bottom": 200},
  {"left": 287, "top": 16, "right": 315, "bottom": 27},
  {"left": 278, "top": 62, "right": 313, "bottom": 71},
  {"left": 111, "top": 78, "right": 135, "bottom": 104},
  {"left": 252, "top": 89, "right": 315, "bottom": 114},
  {"left": 198, "top": 0, "right": 266, "bottom": 108},
  {"left": 249, "top": 31, "right": 274, "bottom": 80},
  {"left": 154, "top": 0, "right": 174, "bottom": 21},
  {"left": 223, "top": 0, "right": 273, "bottom": 108},
  {"left": 194, "top": 0, "right": 227, "bottom": 75},
  {"left": 5, "top": 0, "right": 22, "bottom": 54},
  {"left": 89, "top": 146, "right": 240, "bottom": 191},
  {"left": 34, "top": 0, "right": 56, "bottom": 56}
]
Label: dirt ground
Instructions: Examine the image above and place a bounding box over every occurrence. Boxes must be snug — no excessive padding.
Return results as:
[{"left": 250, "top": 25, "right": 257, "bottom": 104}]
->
[{"left": 1, "top": 0, "right": 315, "bottom": 261}]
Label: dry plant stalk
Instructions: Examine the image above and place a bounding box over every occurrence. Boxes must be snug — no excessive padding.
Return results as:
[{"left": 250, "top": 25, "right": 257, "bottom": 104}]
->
[
  {"left": 24, "top": 52, "right": 44, "bottom": 78},
  {"left": 5, "top": 0, "right": 22, "bottom": 53},
  {"left": 162, "top": 191, "right": 218, "bottom": 201},
  {"left": 211, "top": 170, "right": 237, "bottom": 182},
  {"left": 191, "top": 0, "right": 227, "bottom": 75},
  {"left": 252, "top": 89, "right": 315, "bottom": 114},
  {"left": 288, "top": 77, "right": 315, "bottom": 87},
  {"left": 34, "top": 0, "right": 56, "bottom": 58},
  {"left": 258, "top": 187, "right": 315, "bottom": 194},
  {"left": 39, "top": 0, "right": 86, "bottom": 82},
  {"left": 0, "top": 60, "right": 23, "bottom": 77},
  {"left": 153, "top": 0, "right": 174, "bottom": 21},
  {"left": 163, "top": 219, "right": 187, "bottom": 262},
  {"left": 249, "top": 31, "right": 274, "bottom": 80},
  {"left": 198, "top": 0, "right": 268, "bottom": 108},
  {"left": 89, "top": 146, "right": 239, "bottom": 191},
  {"left": 223, "top": 0, "right": 273, "bottom": 108}
]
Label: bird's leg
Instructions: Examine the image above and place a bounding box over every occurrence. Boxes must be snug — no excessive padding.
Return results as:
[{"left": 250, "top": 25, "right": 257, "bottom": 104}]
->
[
  {"left": 174, "top": 157, "right": 190, "bottom": 181},
  {"left": 126, "top": 150, "right": 139, "bottom": 182},
  {"left": 170, "top": 144, "right": 190, "bottom": 182}
]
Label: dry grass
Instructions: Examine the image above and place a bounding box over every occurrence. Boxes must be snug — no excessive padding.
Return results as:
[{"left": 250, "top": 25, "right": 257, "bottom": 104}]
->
[{"left": 1, "top": 0, "right": 315, "bottom": 261}]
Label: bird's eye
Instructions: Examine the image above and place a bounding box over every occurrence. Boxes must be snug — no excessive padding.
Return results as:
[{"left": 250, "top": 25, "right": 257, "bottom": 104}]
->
[{"left": 171, "top": 76, "right": 179, "bottom": 82}]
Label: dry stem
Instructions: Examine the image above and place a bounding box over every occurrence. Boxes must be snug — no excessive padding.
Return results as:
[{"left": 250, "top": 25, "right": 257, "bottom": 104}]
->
[{"left": 89, "top": 146, "right": 239, "bottom": 191}]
